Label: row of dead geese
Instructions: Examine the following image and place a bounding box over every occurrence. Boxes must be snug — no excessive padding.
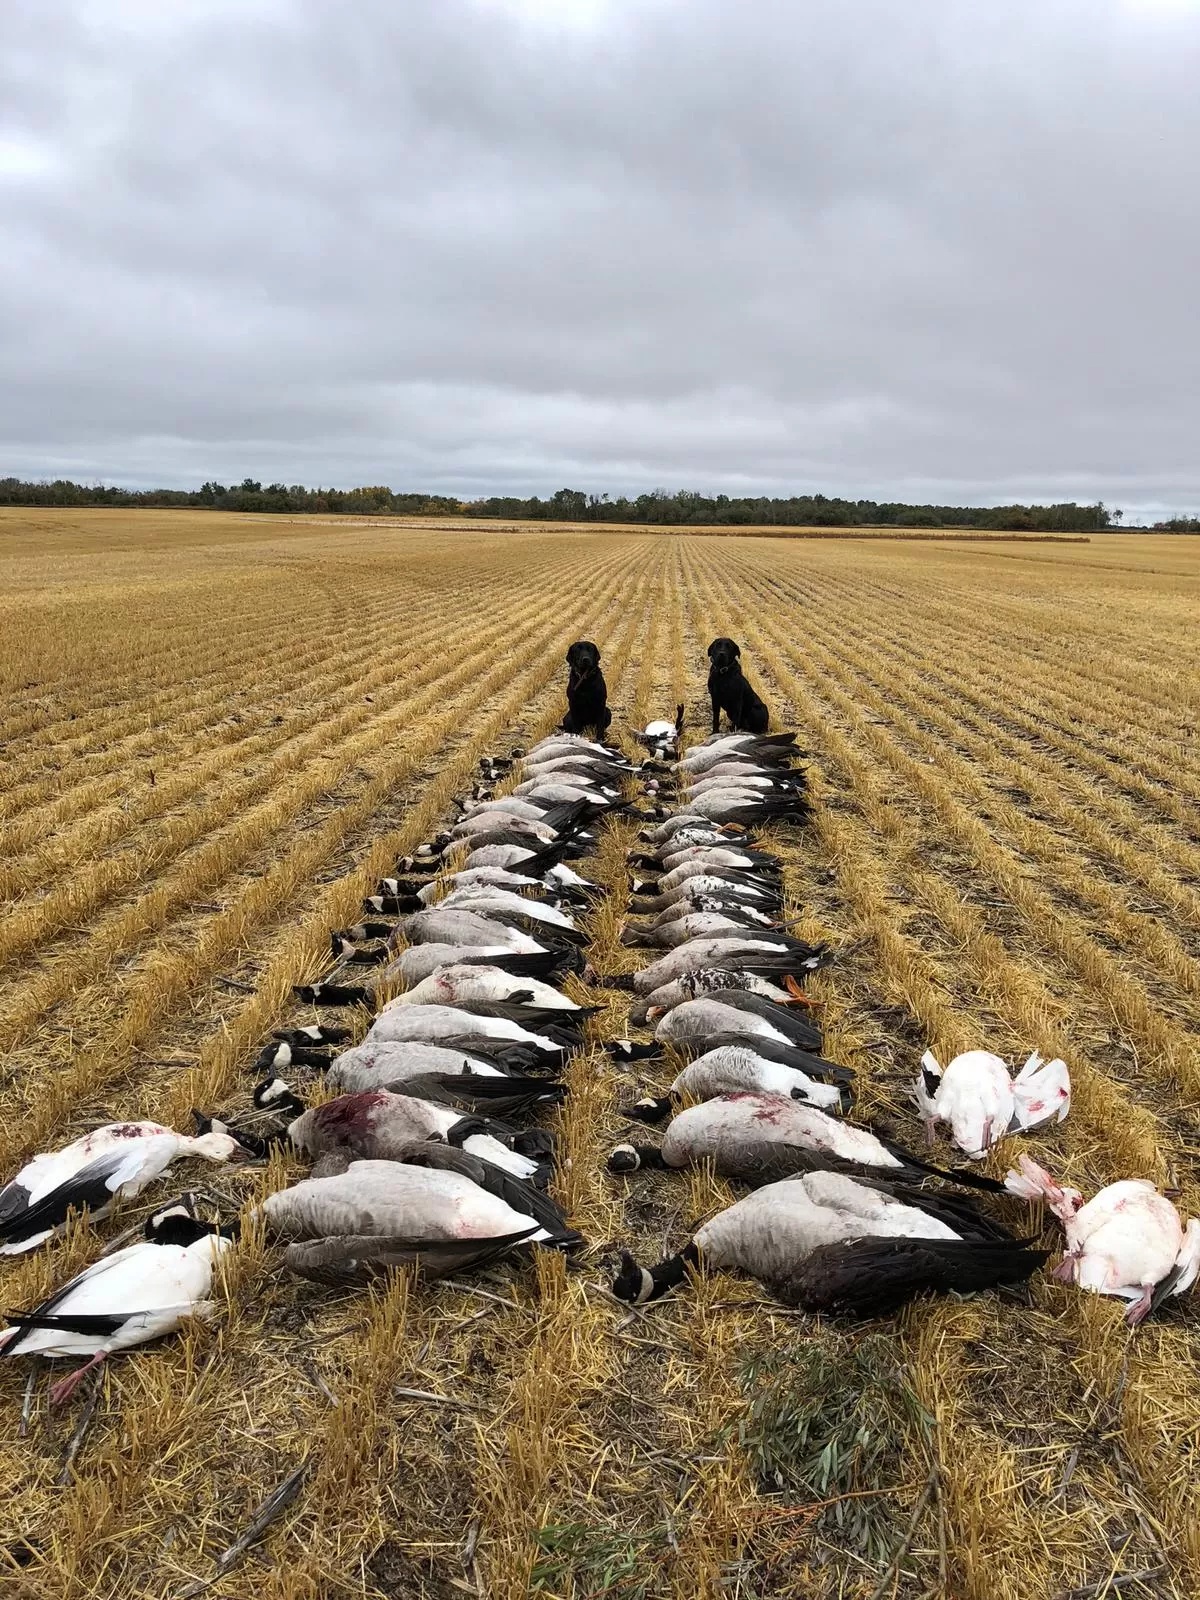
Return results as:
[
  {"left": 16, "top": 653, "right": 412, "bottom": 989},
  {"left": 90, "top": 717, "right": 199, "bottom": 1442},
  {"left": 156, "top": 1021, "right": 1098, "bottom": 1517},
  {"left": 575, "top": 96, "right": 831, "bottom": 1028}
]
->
[
  {"left": 604, "top": 727, "right": 1200, "bottom": 1328},
  {"left": 0, "top": 728, "right": 634, "bottom": 1402},
  {"left": 3, "top": 720, "right": 1199, "bottom": 1406}
]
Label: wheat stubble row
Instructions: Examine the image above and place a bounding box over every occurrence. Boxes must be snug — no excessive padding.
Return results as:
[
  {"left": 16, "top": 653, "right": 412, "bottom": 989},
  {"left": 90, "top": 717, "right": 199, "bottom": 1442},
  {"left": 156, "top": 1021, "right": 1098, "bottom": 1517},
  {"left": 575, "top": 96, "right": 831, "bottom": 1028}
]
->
[
  {"left": 0, "top": 542, "right": 582, "bottom": 883},
  {"left": 0, "top": 548, "right": 584, "bottom": 963}
]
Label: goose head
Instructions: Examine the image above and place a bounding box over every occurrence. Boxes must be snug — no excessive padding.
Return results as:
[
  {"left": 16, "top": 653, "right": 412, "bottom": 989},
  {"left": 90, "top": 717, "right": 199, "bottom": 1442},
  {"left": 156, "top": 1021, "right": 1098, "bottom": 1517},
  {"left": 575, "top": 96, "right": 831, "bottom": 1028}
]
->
[
  {"left": 186, "top": 1111, "right": 261, "bottom": 1163},
  {"left": 252, "top": 1077, "right": 308, "bottom": 1120},
  {"left": 612, "top": 1251, "right": 659, "bottom": 1304},
  {"left": 1003, "top": 1155, "right": 1084, "bottom": 1221},
  {"left": 607, "top": 1142, "right": 664, "bottom": 1174},
  {"left": 273, "top": 1023, "right": 352, "bottom": 1046},
  {"left": 145, "top": 1203, "right": 240, "bottom": 1246}
]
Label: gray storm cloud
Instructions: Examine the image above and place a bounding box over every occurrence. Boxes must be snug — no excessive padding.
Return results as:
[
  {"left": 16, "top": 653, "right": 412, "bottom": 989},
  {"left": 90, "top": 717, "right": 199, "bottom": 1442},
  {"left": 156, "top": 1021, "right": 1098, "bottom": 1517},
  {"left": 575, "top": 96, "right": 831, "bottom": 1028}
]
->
[{"left": 2, "top": 0, "right": 1198, "bottom": 515}]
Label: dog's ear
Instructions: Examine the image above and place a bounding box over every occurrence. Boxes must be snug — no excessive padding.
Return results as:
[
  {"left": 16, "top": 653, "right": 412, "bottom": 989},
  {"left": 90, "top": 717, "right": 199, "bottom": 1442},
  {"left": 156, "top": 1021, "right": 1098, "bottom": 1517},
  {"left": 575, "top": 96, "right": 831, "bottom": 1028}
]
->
[
  {"left": 732, "top": 641, "right": 741, "bottom": 658},
  {"left": 706, "top": 640, "right": 717, "bottom": 659}
]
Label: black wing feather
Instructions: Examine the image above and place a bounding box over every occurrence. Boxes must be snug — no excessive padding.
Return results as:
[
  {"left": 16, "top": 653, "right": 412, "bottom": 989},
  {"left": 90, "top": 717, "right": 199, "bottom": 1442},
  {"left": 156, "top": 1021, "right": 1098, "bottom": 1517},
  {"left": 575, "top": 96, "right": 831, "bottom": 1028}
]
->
[
  {"left": 768, "top": 1237, "right": 1048, "bottom": 1317},
  {"left": 0, "top": 1151, "right": 129, "bottom": 1246}
]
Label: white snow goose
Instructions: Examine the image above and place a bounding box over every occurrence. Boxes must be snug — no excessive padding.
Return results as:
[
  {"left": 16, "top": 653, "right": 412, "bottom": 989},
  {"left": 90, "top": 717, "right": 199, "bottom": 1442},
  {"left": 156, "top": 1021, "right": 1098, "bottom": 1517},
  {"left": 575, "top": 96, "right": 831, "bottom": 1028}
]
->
[
  {"left": 633, "top": 704, "right": 685, "bottom": 755},
  {"left": 1006, "top": 1155, "right": 1200, "bottom": 1325},
  {"left": 916, "top": 1049, "right": 1070, "bottom": 1158},
  {"left": 0, "top": 1117, "right": 254, "bottom": 1255},
  {"left": 0, "top": 1205, "right": 237, "bottom": 1403}
]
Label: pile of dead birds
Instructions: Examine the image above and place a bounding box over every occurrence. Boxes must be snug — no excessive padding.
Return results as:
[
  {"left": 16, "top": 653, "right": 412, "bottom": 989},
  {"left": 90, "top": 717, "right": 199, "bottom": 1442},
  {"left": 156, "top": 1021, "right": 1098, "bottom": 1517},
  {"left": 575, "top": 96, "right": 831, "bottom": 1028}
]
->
[
  {"left": 4, "top": 719, "right": 1199, "bottom": 1408},
  {"left": 0, "top": 728, "right": 634, "bottom": 1401},
  {"left": 247, "top": 730, "right": 637, "bottom": 1284},
  {"left": 606, "top": 725, "right": 1200, "bottom": 1326}
]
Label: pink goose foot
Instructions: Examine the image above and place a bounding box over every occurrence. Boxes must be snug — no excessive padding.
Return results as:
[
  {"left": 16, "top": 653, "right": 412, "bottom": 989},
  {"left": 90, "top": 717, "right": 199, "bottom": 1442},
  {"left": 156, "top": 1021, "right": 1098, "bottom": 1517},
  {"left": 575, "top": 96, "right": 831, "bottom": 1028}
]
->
[
  {"left": 1051, "top": 1253, "right": 1079, "bottom": 1285},
  {"left": 49, "top": 1351, "right": 107, "bottom": 1405},
  {"left": 1124, "top": 1285, "right": 1155, "bottom": 1328}
]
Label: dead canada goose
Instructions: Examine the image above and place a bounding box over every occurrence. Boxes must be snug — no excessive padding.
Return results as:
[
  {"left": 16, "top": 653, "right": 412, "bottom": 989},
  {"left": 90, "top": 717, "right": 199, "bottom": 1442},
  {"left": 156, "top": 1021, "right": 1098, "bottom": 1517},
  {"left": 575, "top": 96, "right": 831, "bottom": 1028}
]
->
[
  {"left": 627, "top": 827, "right": 757, "bottom": 864},
  {"left": 606, "top": 1092, "right": 1005, "bottom": 1193},
  {"left": 620, "top": 910, "right": 779, "bottom": 950},
  {"left": 628, "top": 967, "right": 806, "bottom": 1024},
  {"left": 382, "top": 944, "right": 576, "bottom": 990},
  {"left": 258, "top": 1159, "right": 571, "bottom": 1286},
  {"left": 280, "top": 1141, "right": 580, "bottom": 1284},
  {"left": 677, "top": 734, "right": 798, "bottom": 775},
  {"left": 653, "top": 993, "right": 824, "bottom": 1055},
  {"left": 610, "top": 1169, "right": 1043, "bottom": 1315},
  {"left": 620, "top": 1043, "right": 849, "bottom": 1122},
  {"left": 368, "top": 999, "right": 581, "bottom": 1055},
  {"left": 327, "top": 1038, "right": 533, "bottom": 1088},
  {"left": 255, "top": 1082, "right": 548, "bottom": 1182},
  {"left": 392, "top": 963, "right": 592, "bottom": 1014},
  {"left": 434, "top": 887, "right": 585, "bottom": 941},
  {"left": 630, "top": 865, "right": 781, "bottom": 909},
  {"left": 641, "top": 787, "right": 810, "bottom": 831},
  {"left": 397, "top": 907, "right": 559, "bottom": 953},
  {"left": 630, "top": 891, "right": 782, "bottom": 930},
  {"left": 617, "top": 936, "right": 829, "bottom": 997},
  {"left": 292, "top": 942, "right": 578, "bottom": 1010},
  {"left": 414, "top": 862, "right": 598, "bottom": 907}
]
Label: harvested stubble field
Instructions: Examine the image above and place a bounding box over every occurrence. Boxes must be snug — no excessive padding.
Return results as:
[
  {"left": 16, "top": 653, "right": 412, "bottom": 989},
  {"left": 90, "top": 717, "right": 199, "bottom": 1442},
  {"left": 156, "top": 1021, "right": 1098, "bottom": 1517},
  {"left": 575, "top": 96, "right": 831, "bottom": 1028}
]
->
[{"left": 1, "top": 507, "right": 1198, "bottom": 1600}]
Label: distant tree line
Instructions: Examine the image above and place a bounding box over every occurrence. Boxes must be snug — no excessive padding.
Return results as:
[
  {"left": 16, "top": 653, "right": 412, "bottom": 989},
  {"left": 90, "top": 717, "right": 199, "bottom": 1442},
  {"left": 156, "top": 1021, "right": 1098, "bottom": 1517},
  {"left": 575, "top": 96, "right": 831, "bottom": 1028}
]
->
[
  {"left": 2, "top": 474, "right": 1190, "bottom": 531},
  {"left": 0, "top": 477, "right": 460, "bottom": 517},
  {"left": 459, "top": 487, "right": 1115, "bottom": 531}
]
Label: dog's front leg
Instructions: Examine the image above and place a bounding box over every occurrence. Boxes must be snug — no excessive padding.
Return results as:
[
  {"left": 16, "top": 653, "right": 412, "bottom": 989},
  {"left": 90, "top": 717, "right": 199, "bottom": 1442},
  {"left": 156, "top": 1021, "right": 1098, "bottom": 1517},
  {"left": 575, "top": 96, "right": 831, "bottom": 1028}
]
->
[{"left": 711, "top": 695, "right": 722, "bottom": 734}]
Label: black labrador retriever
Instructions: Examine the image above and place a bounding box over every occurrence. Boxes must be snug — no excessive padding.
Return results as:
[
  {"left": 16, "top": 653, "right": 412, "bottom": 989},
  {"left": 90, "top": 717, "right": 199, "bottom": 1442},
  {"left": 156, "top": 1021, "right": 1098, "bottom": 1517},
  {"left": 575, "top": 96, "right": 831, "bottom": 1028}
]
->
[
  {"left": 706, "top": 638, "right": 769, "bottom": 734},
  {"left": 563, "top": 640, "right": 613, "bottom": 738}
]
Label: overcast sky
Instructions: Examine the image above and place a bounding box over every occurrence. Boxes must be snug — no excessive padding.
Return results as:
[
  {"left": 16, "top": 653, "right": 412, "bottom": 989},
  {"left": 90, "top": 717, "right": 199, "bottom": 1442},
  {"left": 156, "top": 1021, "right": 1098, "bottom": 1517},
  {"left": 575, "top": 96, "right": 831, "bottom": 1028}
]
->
[{"left": 3, "top": 1, "right": 1199, "bottom": 515}]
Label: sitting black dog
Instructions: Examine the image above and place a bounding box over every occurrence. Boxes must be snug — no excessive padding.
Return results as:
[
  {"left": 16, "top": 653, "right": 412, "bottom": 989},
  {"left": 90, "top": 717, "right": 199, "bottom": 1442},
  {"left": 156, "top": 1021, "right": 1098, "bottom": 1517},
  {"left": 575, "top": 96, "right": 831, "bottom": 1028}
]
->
[
  {"left": 706, "top": 638, "right": 769, "bottom": 734},
  {"left": 563, "top": 640, "right": 613, "bottom": 737}
]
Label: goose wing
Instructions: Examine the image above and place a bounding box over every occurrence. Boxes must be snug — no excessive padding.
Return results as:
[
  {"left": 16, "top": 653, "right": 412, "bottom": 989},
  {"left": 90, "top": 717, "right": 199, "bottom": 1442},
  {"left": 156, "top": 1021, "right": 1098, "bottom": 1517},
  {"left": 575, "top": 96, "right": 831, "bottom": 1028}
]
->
[
  {"left": 395, "top": 1143, "right": 578, "bottom": 1241},
  {"left": 768, "top": 1237, "right": 1048, "bottom": 1316},
  {"left": 708, "top": 1135, "right": 1006, "bottom": 1194},
  {"left": 284, "top": 1228, "right": 537, "bottom": 1286},
  {"left": 698, "top": 1034, "right": 854, "bottom": 1088},
  {"left": 0, "top": 1143, "right": 171, "bottom": 1253},
  {"left": 401, "top": 1073, "right": 565, "bottom": 1120},
  {"left": 703, "top": 991, "right": 824, "bottom": 1053}
]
